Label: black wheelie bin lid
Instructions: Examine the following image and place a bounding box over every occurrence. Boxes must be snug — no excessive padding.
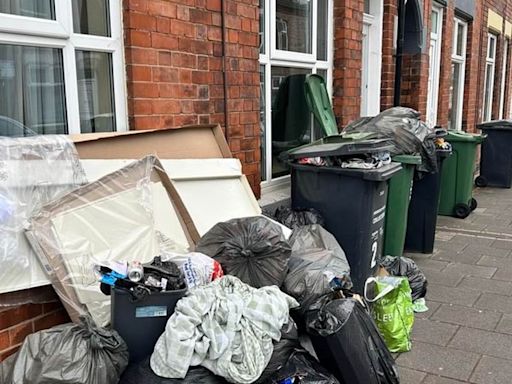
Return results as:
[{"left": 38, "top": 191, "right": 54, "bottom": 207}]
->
[
  {"left": 477, "top": 120, "right": 512, "bottom": 130},
  {"left": 284, "top": 136, "right": 393, "bottom": 159},
  {"left": 289, "top": 161, "right": 402, "bottom": 181}
]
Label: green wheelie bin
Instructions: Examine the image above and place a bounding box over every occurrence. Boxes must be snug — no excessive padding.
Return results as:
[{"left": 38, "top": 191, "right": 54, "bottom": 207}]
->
[
  {"left": 438, "top": 130, "right": 485, "bottom": 218},
  {"left": 383, "top": 154, "right": 422, "bottom": 256}
]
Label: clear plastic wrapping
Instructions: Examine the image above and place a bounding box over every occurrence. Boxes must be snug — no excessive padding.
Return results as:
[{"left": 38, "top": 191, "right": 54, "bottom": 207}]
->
[
  {"left": 0, "top": 135, "right": 87, "bottom": 297},
  {"left": 25, "top": 155, "right": 199, "bottom": 327}
]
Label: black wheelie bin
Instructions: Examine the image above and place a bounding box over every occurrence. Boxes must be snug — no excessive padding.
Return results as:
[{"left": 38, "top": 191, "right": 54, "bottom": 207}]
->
[
  {"left": 476, "top": 120, "right": 512, "bottom": 188},
  {"left": 286, "top": 137, "right": 401, "bottom": 293}
]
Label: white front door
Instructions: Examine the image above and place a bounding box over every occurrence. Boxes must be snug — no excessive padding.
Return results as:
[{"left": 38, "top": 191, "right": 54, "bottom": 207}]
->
[
  {"left": 361, "top": 22, "right": 370, "bottom": 116},
  {"left": 426, "top": 6, "right": 443, "bottom": 127}
]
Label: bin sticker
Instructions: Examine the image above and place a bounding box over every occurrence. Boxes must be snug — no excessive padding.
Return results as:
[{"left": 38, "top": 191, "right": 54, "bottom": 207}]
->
[{"left": 136, "top": 306, "right": 168, "bottom": 318}]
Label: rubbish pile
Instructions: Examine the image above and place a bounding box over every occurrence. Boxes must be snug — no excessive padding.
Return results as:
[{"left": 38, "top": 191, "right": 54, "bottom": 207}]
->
[{"left": 0, "top": 126, "right": 431, "bottom": 384}]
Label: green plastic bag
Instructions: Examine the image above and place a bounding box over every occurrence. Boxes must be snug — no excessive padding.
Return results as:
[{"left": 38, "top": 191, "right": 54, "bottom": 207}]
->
[{"left": 365, "top": 276, "right": 414, "bottom": 353}]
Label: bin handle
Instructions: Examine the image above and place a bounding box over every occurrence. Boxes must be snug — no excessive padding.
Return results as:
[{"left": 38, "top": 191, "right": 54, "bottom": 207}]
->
[{"left": 364, "top": 277, "right": 395, "bottom": 303}]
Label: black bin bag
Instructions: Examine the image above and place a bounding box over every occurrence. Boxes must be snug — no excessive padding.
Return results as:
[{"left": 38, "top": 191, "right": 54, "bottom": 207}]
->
[
  {"left": 195, "top": 216, "right": 292, "bottom": 288},
  {"left": 0, "top": 316, "right": 129, "bottom": 384},
  {"left": 273, "top": 206, "right": 325, "bottom": 229},
  {"left": 265, "top": 352, "right": 340, "bottom": 384},
  {"left": 380, "top": 255, "right": 428, "bottom": 301},
  {"left": 284, "top": 225, "right": 352, "bottom": 313},
  {"left": 119, "top": 358, "right": 227, "bottom": 384},
  {"left": 306, "top": 299, "right": 400, "bottom": 384}
]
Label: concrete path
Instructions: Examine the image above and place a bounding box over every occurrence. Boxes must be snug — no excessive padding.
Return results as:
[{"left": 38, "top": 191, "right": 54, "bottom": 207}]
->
[{"left": 398, "top": 186, "right": 512, "bottom": 383}]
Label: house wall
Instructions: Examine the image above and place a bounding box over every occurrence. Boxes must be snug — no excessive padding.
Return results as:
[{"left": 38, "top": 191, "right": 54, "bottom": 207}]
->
[{"left": 123, "top": 0, "right": 261, "bottom": 196}]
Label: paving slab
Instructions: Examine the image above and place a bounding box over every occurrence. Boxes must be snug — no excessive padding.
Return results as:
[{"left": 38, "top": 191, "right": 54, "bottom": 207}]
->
[
  {"left": 426, "top": 284, "right": 480, "bottom": 307},
  {"left": 457, "top": 276, "right": 512, "bottom": 296},
  {"left": 396, "top": 341, "right": 480, "bottom": 381},
  {"left": 430, "top": 304, "right": 501, "bottom": 331},
  {"left": 495, "top": 313, "right": 512, "bottom": 334},
  {"left": 442, "top": 262, "right": 497, "bottom": 279},
  {"left": 470, "top": 356, "right": 512, "bottom": 384},
  {"left": 422, "top": 269, "right": 465, "bottom": 288},
  {"left": 422, "top": 375, "right": 471, "bottom": 384},
  {"left": 417, "top": 301, "right": 441, "bottom": 320},
  {"left": 411, "top": 318, "right": 459, "bottom": 346},
  {"left": 397, "top": 366, "right": 427, "bottom": 384},
  {"left": 449, "top": 326, "right": 512, "bottom": 360},
  {"left": 474, "top": 293, "right": 512, "bottom": 314}
]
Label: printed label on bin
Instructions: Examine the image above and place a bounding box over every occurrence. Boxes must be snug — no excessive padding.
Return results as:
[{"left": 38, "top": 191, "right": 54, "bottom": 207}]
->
[{"left": 135, "top": 306, "right": 168, "bottom": 318}]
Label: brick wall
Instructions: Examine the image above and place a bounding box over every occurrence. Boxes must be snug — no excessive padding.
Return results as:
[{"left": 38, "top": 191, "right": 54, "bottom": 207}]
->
[
  {"left": 332, "top": 0, "right": 364, "bottom": 128},
  {"left": 0, "top": 287, "right": 69, "bottom": 362},
  {"left": 123, "top": 0, "right": 261, "bottom": 196}
]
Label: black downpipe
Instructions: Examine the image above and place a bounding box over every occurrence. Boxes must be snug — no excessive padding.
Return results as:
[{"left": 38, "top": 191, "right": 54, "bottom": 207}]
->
[
  {"left": 394, "top": 0, "right": 406, "bottom": 106},
  {"left": 221, "top": 0, "right": 229, "bottom": 138}
]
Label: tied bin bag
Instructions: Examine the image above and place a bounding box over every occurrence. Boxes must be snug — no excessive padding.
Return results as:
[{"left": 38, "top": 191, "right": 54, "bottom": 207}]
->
[
  {"left": 0, "top": 316, "right": 128, "bottom": 384},
  {"left": 365, "top": 276, "right": 415, "bottom": 353},
  {"left": 195, "top": 216, "right": 291, "bottom": 288}
]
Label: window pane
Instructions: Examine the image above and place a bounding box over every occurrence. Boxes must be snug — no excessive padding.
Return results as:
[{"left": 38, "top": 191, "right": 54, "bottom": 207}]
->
[
  {"left": 76, "top": 51, "right": 115, "bottom": 133},
  {"left": 259, "top": 0, "right": 265, "bottom": 54},
  {"left": 276, "top": 0, "right": 312, "bottom": 54},
  {"left": 271, "top": 66, "right": 311, "bottom": 178},
  {"left": 317, "top": 0, "right": 328, "bottom": 60},
  {"left": 456, "top": 22, "right": 465, "bottom": 56},
  {"left": 483, "top": 63, "right": 494, "bottom": 121},
  {"left": 448, "top": 62, "right": 461, "bottom": 130},
  {"left": 431, "top": 11, "right": 438, "bottom": 34},
  {"left": 72, "top": 0, "right": 111, "bottom": 37},
  {"left": 260, "top": 65, "right": 267, "bottom": 181},
  {"left": 488, "top": 35, "right": 496, "bottom": 60},
  {"left": 0, "top": 0, "right": 54, "bottom": 19},
  {"left": 0, "top": 44, "right": 67, "bottom": 136},
  {"left": 364, "top": 0, "right": 371, "bottom": 14}
]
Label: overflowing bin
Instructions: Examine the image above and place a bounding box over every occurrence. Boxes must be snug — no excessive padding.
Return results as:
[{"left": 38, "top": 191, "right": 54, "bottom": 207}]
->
[
  {"left": 438, "top": 130, "right": 485, "bottom": 218},
  {"left": 286, "top": 138, "right": 401, "bottom": 292},
  {"left": 405, "top": 148, "right": 452, "bottom": 253},
  {"left": 475, "top": 120, "right": 512, "bottom": 188},
  {"left": 383, "top": 154, "right": 422, "bottom": 257}
]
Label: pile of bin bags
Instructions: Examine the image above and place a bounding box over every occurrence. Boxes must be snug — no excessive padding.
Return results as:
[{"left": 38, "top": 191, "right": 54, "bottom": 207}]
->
[
  {"left": 289, "top": 107, "right": 441, "bottom": 174},
  {"left": 1, "top": 214, "right": 421, "bottom": 384}
]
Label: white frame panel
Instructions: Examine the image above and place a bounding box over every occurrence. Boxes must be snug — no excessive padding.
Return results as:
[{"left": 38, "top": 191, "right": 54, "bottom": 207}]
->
[
  {"left": 450, "top": 17, "right": 467, "bottom": 131},
  {"left": 361, "top": 0, "right": 384, "bottom": 117},
  {"left": 426, "top": 4, "right": 443, "bottom": 128},
  {"left": 499, "top": 39, "right": 508, "bottom": 119},
  {"left": 0, "top": 0, "right": 128, "bottom": 134},
  {"left": 260, "top": 0, "right": 333, "bottom": 187},
  {"left": 483, "top": 33, "right": 497, "bottom": 122}
]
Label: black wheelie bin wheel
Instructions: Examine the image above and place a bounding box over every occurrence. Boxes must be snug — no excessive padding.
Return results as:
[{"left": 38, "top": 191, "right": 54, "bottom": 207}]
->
[
  {"left": 454, "top": 203, "right": 471, "bottom": 219},
  {"left": 475, "top": 175, "right": 488, "bottom": 188}
]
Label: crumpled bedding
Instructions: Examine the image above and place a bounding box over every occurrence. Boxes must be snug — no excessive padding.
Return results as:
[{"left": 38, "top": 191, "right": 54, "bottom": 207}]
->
[{"left": 150, "top": 275, "right": 299, "bottom": 384}]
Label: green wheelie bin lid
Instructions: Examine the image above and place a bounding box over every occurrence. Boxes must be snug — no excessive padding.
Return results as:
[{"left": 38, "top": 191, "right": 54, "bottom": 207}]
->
[
  {"left": 304, "top": 74, "right": 339, "bottom": 136},
  {"left": 446, "top": 130, "right": 485, "bottom": 143}
]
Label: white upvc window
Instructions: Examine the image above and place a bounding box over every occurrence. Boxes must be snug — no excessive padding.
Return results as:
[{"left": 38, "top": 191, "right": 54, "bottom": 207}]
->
[
  {"left": 448, "top": 17, "right": 467, "bottom": 131},
  {"left": 499, "top": 39, "right": 509, "bottom": 119},
  {"left": 426, "top": 4, "right": 443, "bottom": 128},
  {"left": 0, "top": 0, "right": 127, "bottom": 135},
  {"left": 259, "top": 0, "right": 333, "bottom": 185},
  {"left": 483, "top": 33, "right": 497, "bottom": 122}
]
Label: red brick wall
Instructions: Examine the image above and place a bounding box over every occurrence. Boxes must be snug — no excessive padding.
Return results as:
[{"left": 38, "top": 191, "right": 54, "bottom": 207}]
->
[
  {"left": 380, "top": 0, "right": 398, "bottom": 111},
  {"left": 123, "top": 0, "right": 261, "bottom": 196},
  {"left": 332, "top": 0, "right": 364, "bottom": 127},
  {"left": 0, "top": 287, "right": 69, "bottom": 362}
]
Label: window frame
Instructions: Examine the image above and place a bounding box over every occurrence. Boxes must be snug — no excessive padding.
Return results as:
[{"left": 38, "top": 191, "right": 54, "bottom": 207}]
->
[
  {"left": 259, "top": 0, "right": 333, "bottom": 186},
  {"left": 499, "top": 39, "right": 509, "bottom": 120},
  {"left": 483, "top": 33, "right": 497, "bottom": 122},
  {"left": 449, "top": 17, "right": 467, "bottom": 131},
  {"left": 0, "top": 0, "right": 127, "bottom": 134},
  {"left": 426, "top": 4, "right": 443, "bottom": 128}
]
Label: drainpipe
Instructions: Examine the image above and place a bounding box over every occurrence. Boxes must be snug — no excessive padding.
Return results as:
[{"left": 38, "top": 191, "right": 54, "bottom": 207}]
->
[
  {"left": 394, "top": 0, "right": 406, "bottom": 106},
  {"left": 221, "top": 0, "right": 229, "bottom": 138}
]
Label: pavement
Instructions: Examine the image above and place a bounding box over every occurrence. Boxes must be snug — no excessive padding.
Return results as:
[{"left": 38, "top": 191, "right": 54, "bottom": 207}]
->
[{"left": 398, "top": 186, "right": 512, "bottom": 384}]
